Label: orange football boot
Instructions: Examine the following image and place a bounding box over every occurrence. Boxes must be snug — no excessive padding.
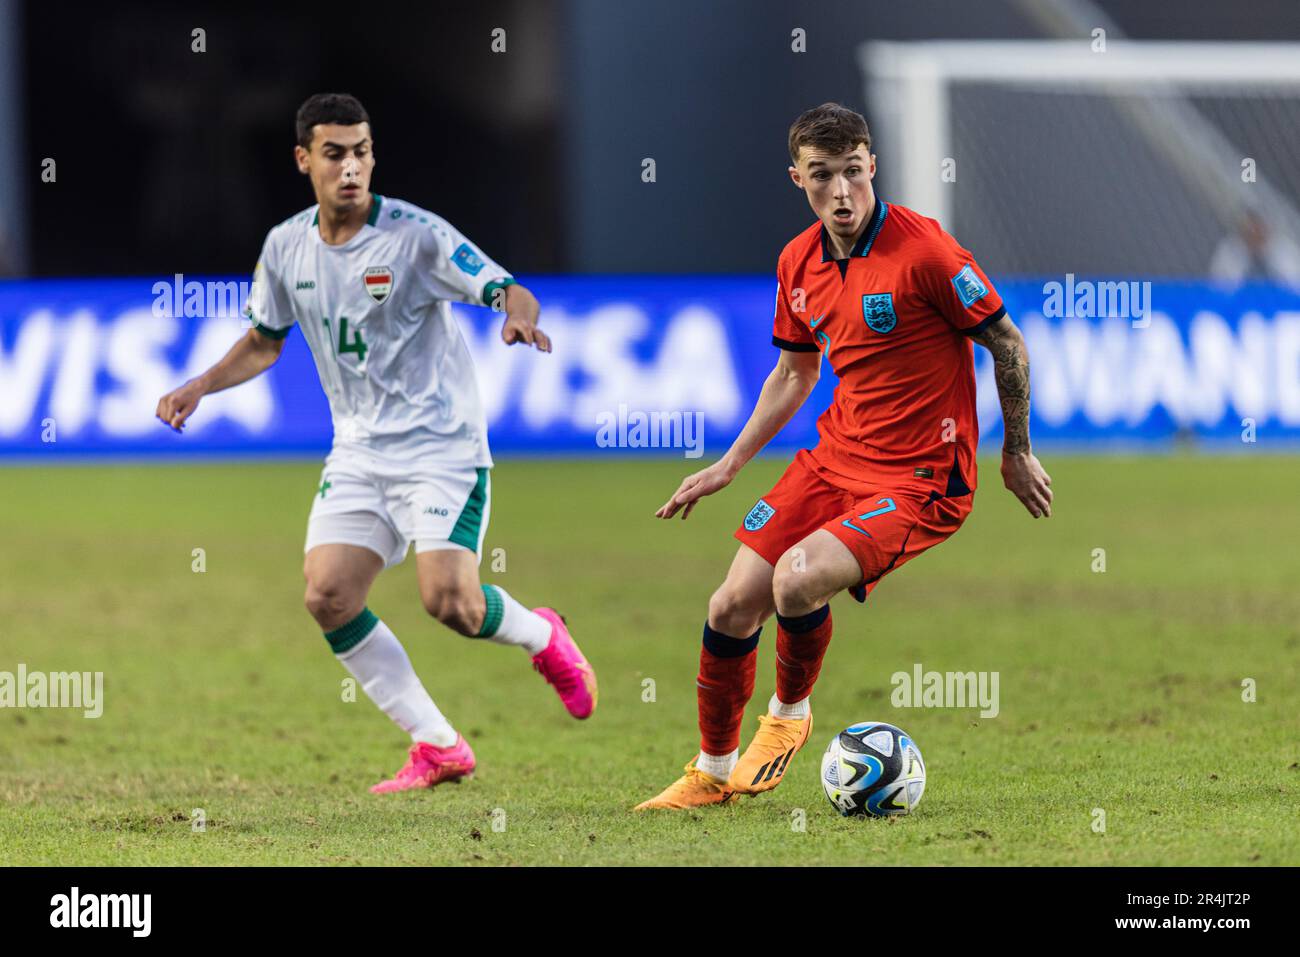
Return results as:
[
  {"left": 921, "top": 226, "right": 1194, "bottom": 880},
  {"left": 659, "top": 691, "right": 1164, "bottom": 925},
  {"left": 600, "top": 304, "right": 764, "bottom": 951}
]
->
[
  {"left": 728, "top": 712, "right": 813, "bottom": 795},
  {"left": 633, "top": 759, "right": 739, "bottom": 811}
]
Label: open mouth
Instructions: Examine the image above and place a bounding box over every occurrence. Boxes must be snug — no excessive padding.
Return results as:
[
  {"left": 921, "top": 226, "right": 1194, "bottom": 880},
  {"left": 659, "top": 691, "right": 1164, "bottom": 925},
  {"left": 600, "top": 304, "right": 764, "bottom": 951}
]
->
[{"left": 833, "top": 207, "right": 853, "bottom": 224}]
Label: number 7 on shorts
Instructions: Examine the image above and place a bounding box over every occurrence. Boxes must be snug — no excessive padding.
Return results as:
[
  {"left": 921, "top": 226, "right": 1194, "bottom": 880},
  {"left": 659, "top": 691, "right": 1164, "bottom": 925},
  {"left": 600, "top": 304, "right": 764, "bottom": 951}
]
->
[{"left": 841, "top": 497, "right": 897, "bottom": 538}]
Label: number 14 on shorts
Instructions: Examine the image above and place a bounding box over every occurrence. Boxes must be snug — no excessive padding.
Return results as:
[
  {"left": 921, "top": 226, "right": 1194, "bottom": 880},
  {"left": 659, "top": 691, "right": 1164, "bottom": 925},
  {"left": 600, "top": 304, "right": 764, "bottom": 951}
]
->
[{"left": 841, "top": 497, "right": 897, "bottom": 538}]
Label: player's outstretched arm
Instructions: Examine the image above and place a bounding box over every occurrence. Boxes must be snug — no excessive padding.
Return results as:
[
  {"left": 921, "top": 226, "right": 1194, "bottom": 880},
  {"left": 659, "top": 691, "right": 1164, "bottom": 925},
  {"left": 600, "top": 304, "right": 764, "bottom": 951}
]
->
[
  {"left": 971, "top": 315, "right": 1053, "bottom": 518},
  {"left": 154, "top": 328, "right": 286, "bottom": 433},
  {"left": 498, "top": 283, "right": 551, "bottom": 352},
  {"left": 656, "top": 348, "right": 820, "bottom": 520}
]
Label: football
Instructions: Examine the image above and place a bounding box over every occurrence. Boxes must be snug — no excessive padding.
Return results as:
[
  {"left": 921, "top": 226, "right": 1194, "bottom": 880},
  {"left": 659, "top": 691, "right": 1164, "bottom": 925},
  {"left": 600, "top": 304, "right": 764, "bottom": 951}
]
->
[{"left": 820, "top": 722, "right": 926, "bottom": 817}]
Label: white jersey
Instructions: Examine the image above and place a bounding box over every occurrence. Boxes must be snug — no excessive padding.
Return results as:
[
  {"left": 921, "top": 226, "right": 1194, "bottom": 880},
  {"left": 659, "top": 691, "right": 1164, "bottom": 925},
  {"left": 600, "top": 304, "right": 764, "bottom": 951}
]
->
[{"left": 243, "top": 194, "right": 512, "bottom": 468}]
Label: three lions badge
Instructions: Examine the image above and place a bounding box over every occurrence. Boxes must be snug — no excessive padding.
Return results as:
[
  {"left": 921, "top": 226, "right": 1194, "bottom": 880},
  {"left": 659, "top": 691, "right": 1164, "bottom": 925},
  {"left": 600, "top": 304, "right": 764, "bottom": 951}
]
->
[
  {"left": 364, "top": 266, "right": 393, "bottom": 303},
  {"left": 862, "top": 293, "right": 897, "bottom": 334},
  {"left": 744, "top": 499, "right": 776, "bottom": 531}
]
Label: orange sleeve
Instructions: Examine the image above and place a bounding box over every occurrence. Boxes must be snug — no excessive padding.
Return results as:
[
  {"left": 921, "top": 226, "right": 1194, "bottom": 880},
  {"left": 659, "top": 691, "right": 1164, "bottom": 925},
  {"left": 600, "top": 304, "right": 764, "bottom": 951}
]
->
[
  {"left": 912, "top": 230, "right": 1006, "bottom": 335},
  {"left": 771, "top": 253, "right": 818, "bottom": 351}
]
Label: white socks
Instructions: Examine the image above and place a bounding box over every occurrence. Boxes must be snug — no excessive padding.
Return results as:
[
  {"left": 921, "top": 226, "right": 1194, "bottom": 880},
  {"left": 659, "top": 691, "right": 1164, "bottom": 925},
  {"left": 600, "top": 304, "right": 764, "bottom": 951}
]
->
[
  {"left": 697, "top": 749, "right": 738, "bottom": 780},
  {"left": 477, "top": 584, "right": 552, "bottom": 655},
  {"left": 325, "top": 588, "right": 552, "bottom": 755},
  {"left": 769, "top": 693, "right": 810, "bottom": 720},
  {"left": 335, "top": 618, "right": 458, "bottom": 747}
]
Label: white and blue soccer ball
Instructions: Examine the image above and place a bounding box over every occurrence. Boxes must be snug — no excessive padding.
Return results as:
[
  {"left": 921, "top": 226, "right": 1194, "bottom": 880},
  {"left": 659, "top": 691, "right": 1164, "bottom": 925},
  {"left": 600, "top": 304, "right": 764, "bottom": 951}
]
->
[{"left": 820, "top": 722, "right": 926, "bottom": 817}]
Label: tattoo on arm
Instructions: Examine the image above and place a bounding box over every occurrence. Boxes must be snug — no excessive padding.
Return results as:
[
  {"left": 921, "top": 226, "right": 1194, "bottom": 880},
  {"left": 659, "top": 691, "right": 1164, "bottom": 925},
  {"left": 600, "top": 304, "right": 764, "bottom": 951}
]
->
[{"left": 974, "top": 319, "right": 1031, "bottom": 455}]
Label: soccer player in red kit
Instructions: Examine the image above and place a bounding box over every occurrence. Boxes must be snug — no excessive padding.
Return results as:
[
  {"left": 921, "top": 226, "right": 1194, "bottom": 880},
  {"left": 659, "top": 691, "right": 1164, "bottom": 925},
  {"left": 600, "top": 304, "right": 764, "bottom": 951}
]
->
[{"left": 635, "top": 103, "right": 1052, "bottom": 810}]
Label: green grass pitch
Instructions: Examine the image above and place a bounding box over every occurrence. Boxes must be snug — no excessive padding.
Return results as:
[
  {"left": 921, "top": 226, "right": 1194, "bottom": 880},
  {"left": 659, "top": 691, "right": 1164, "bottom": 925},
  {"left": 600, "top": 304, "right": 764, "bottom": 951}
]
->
[{"left": 1, "top": 454, "right": 1297, "bottom": 866}]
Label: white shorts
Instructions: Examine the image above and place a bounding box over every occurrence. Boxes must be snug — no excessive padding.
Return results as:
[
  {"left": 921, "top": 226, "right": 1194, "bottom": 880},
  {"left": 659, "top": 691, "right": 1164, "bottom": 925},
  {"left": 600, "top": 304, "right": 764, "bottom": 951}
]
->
[{"left": 303, "top": 449, "right": 491, "bottom": 569}]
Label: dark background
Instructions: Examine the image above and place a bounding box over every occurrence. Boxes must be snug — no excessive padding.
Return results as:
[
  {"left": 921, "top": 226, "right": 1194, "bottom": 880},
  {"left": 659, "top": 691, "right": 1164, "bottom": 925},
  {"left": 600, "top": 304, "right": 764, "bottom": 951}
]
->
[{"left": 13, "top": 0, "right": 1300, "bottom": 277}]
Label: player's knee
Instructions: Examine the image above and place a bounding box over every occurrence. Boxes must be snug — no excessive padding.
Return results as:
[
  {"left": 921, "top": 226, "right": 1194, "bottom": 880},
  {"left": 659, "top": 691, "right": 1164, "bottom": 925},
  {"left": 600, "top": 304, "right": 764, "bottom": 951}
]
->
[
  {"left": 707, "top": 585, "right": 764, "bottom": 638},
  {"left": 304, "top": 579, "right": 363, "bottom": 631},
  {"left": 421, "top": 585, "right": 483, "bottom": 636},
  {"left": 771, "top": 562, "right": 822, "bottom": 618}
]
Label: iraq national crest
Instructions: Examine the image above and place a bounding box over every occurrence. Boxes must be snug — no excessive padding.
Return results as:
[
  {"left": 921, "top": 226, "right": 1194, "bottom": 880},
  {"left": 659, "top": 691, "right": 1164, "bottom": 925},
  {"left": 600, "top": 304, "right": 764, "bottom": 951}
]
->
[
  {"left": 862, "top": 293, "right": 897, "bottom": 334},
  {"left": 364, "top": 265, "right": 393, "bottom": 303}
]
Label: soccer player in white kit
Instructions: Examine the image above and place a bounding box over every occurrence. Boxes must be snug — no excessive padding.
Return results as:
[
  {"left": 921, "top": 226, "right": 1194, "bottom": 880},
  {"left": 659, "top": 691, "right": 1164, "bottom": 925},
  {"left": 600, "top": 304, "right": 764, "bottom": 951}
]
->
[{"left": 155, "top": 94, "right": 597, "bottom": 793}]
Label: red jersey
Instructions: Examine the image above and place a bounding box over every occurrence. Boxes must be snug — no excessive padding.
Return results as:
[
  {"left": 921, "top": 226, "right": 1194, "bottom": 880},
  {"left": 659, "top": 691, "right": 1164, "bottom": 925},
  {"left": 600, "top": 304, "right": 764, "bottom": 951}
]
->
[{"left": 771, "top": 199, "right": 1005, "bottom": 497}]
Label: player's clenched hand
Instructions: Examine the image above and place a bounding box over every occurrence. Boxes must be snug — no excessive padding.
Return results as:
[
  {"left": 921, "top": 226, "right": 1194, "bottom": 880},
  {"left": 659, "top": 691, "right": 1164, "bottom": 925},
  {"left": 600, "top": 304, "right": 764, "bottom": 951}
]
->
[
  {"left": 656, "top": 460, "right": 736, "bottom": 521},
  {"left": 155, "top": 380, "right": 204, "bottom": 433},
  {"left": 1001, "top": 450, "right": 1053, "bottom": 518},
  {"left": 499, "top": 284, "right": 551, "bottom": 352}
]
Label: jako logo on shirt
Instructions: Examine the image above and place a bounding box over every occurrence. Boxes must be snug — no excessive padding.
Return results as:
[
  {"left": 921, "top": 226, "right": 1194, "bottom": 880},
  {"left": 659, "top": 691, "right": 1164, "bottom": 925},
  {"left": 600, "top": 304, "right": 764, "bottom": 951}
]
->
[
  {"left": 364, "top": 266, "right": 393, "bottom": 304},
  {"left": 452, "top": 243, "right": 485, "bottom": 276},
  {"left": 861, "top": 293, "right": 897, "bottom": 334}
]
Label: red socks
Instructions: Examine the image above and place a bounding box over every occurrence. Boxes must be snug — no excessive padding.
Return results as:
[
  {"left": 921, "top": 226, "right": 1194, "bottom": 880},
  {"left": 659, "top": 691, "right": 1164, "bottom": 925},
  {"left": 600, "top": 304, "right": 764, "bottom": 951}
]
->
[
  {"left": 775, "top": 605, "right": 832, "bottom": 704},
  {"left": 697, "top": 624, "right": 760, "bottom": 755},
  {"left": 695, "top": 605, "right": 831, "bottom": 756}
]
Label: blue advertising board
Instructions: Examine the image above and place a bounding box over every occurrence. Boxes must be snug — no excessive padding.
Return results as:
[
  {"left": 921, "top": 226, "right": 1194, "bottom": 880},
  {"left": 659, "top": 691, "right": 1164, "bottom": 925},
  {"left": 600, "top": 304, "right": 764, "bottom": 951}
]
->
[{"left": 2, "top": 275, "right": 1298, "bottom": 459}]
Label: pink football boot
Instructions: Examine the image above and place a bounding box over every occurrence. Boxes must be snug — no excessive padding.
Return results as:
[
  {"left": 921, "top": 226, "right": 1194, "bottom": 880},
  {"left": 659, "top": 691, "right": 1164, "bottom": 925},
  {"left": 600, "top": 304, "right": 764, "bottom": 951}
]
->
[
  {"left": 531, "top": 608, "right": 598, "bottom": 719},
  {"left": 369, "top": 736, "right": 476, "bottom": 794}
]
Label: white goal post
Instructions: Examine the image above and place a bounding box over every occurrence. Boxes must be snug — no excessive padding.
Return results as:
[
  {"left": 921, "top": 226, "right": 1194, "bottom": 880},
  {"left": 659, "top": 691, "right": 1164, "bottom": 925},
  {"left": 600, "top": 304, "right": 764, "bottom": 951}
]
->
[{"left": 860, "top": 41, "right": 1300, "bottom": 276}]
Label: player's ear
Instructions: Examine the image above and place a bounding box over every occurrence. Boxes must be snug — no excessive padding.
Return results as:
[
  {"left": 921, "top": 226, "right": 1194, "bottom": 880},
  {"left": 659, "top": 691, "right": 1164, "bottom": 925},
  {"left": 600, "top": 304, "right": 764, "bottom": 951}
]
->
[
  {"left": 868, "top": 153, "right": 877, "bottom": 178},
  {"left": 294, "top": 145, "right": 310, "bottom": 175},
  {"left": 788, "top": 165, "right": 803, "bottom": 189}
]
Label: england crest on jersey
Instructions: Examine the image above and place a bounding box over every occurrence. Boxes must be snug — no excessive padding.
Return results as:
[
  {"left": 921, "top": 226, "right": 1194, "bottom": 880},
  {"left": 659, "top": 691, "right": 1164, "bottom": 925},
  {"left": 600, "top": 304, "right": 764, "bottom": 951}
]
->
[
  {"left": 862, "top": 292, "right": 897, "bottom": 334},
  {"left": 744, "top": 499, "right": 776, "bottom": 531},
  {"left": 364, "top": 266, "right": 393, "bottom": 303}
]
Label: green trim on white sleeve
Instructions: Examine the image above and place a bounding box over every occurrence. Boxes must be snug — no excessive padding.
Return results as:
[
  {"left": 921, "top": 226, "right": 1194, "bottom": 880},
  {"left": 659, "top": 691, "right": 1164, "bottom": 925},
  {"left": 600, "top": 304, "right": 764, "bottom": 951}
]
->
[
  {"left": 482, "top": 277, "right": 517, "bottom": 308},
  {"left": 251, "top": 321, "right": 291, "bottom": 340}
]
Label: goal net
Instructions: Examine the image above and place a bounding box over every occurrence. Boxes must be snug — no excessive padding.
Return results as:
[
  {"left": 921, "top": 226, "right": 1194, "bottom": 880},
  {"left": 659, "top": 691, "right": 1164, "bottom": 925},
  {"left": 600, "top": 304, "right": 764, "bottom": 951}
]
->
[{"left": 860, "top": 41, "right": 1300, "bottom": 278}]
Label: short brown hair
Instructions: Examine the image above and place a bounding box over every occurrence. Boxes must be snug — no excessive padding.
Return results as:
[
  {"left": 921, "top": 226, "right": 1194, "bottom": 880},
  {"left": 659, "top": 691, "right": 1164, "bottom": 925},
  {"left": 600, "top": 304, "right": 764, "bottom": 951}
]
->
[{"left": 788, "top": 102, "right": 871, "bottom": 165}]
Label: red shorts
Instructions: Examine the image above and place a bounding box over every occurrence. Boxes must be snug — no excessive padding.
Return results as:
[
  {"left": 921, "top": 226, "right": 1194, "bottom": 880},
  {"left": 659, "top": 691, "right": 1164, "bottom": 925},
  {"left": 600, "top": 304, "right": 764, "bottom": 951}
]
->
[{"left": 733, "top": 449, "right": 973, "bottom": 601}]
